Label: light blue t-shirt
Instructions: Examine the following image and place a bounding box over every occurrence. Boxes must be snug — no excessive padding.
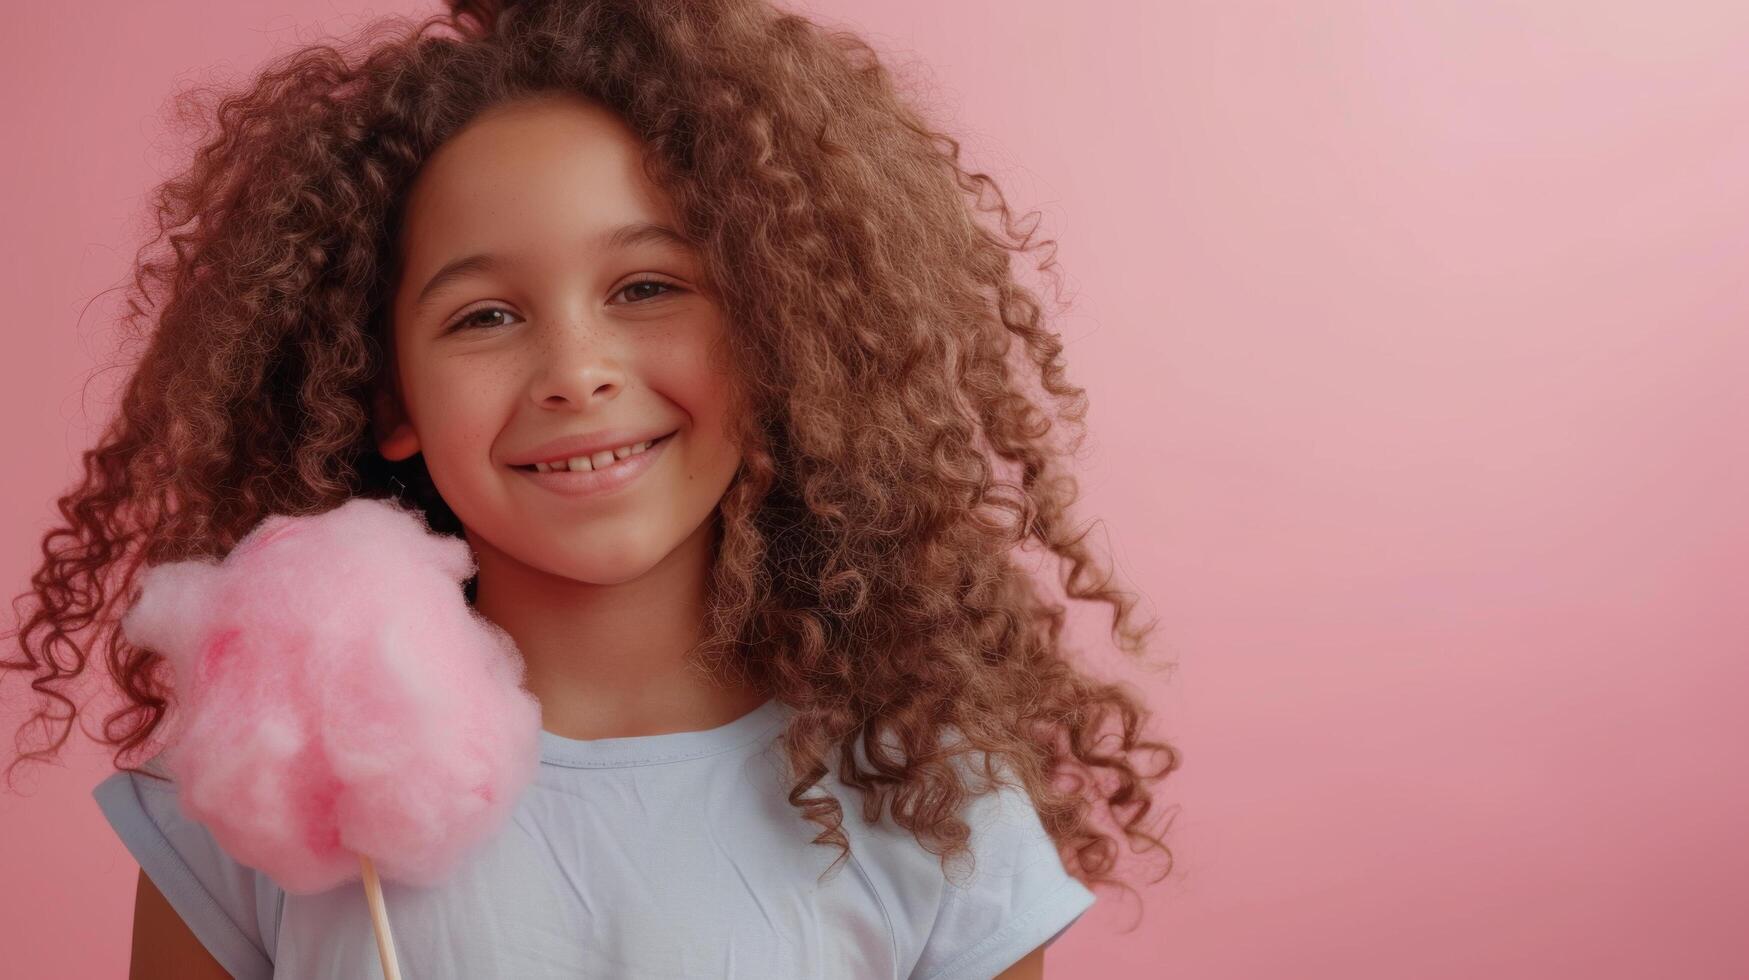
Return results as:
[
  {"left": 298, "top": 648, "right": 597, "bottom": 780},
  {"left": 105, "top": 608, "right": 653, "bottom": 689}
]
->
[{"left": 93, "top": 696, "right": 1096, "bottom": 978}]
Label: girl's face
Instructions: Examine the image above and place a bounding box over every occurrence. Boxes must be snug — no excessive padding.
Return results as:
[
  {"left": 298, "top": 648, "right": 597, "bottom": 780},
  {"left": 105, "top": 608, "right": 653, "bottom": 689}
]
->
[{"left": 377, "top": 94, "right": 742, "bottom": 587}]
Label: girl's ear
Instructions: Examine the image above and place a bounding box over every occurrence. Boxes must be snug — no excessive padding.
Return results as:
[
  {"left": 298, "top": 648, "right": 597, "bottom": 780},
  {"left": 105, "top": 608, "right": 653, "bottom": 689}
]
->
[{"left": 371, "top": 377, "right": 420, "bottom": 463}]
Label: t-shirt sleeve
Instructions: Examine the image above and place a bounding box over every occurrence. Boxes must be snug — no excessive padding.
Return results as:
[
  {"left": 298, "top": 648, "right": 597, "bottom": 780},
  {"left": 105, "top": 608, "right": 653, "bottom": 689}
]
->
[
  {"left": 906, "top": 774, "right": 1098, "bottom": 980},
  {"left": 92, "top": 757, "right": 280, "bottom": 980}
]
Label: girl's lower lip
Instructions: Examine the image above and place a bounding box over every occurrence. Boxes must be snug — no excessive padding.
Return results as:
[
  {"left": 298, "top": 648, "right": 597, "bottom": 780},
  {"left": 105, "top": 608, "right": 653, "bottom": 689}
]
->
[{"left": 511, "top": 433, "right": 674, "bottom": 497}]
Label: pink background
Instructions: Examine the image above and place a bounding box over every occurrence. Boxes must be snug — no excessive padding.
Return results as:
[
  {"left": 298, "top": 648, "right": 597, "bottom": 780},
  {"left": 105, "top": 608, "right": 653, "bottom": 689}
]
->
[{"left": 4, "top": 2, "right": 1746, "bottom": 977}]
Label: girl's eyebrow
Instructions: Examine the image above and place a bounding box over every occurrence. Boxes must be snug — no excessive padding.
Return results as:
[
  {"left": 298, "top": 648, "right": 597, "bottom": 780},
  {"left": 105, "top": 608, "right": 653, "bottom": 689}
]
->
[{"left": 411, "top": 221, "right": 693, "bottom": 313}]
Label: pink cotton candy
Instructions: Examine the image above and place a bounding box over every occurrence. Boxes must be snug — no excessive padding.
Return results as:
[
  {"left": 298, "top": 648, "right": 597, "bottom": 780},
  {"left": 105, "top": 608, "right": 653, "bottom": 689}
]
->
[{"left": 120, "top": 496, "right": 543, "bottom": 895}]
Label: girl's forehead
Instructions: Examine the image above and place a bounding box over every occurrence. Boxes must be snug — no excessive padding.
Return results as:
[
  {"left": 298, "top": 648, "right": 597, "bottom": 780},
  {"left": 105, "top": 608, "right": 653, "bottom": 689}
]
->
[
  {"left": 395, "top": 103, "right": 686, "bottom": 279},
  {"left": 413, "top": 96, "right": 651, "bottom": 199},
  {"left": 409, "top": 109, "right": 657, "bottom": 216}
]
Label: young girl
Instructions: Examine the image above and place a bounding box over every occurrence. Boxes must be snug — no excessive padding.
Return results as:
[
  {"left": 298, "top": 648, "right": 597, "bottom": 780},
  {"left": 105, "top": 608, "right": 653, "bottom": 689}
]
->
[{"left": 5, "top": 0, "right": 1176, "bottom": 976}]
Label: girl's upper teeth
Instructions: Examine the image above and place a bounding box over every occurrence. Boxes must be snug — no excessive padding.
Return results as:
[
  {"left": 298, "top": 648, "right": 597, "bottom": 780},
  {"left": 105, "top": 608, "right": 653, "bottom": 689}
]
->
[{"left": 531, "top": 438, "right": 656, "bottom": 473}]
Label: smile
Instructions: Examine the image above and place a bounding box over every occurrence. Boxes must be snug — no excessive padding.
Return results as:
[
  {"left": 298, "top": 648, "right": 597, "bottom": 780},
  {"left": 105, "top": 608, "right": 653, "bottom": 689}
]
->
[{"left": 511, "top": 431, "right": 675, "bottom": 498}]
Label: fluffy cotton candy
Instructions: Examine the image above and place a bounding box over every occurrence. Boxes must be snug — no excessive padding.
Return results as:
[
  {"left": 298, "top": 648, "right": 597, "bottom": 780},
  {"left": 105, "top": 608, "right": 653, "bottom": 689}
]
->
[{"left": 120, "top": 496, "right": 543, "bottom": 894}]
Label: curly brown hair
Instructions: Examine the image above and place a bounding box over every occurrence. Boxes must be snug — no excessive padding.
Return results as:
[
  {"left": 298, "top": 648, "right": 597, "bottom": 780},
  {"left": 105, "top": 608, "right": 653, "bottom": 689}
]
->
[{"left": 4, "top": 0, "right": 1178, "bottom": 902}]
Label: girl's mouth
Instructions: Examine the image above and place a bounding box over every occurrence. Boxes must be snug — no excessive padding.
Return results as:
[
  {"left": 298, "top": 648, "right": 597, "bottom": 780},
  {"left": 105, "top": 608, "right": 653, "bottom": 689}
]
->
[
  {"left": 510, "top": 431, "right": 676, "bottom": 499},
  {"left": 510, "top": 431, "right": 676, "bottom": 474}
]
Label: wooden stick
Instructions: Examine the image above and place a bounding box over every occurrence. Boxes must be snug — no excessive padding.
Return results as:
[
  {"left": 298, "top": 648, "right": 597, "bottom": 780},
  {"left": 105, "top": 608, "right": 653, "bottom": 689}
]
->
[{"left": 358, "top": 853, "right": 403, "bottom": 980}]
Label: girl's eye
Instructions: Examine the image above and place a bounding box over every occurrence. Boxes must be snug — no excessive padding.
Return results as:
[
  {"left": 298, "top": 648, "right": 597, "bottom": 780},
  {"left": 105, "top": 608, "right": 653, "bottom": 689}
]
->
[
  {"left": 615, "top": 278, "right": 680, "bottom": 304},
  {"left": 445, "top": 278, "right": 682, "bottom": 332},
  {"left": 452, "top": 308, "right": 516, "bottom": 331}
]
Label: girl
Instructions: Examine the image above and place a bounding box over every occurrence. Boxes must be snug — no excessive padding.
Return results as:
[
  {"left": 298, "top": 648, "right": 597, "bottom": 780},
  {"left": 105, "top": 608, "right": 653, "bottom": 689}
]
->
[{"left": 5, "top": 0, "right": 1177, "bottom": 976}]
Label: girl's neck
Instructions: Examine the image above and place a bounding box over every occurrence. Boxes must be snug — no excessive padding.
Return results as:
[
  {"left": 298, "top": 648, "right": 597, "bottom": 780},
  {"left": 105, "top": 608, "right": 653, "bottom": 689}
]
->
[{"left": 466, "top": 517, "right": 766, "bottom": 741}]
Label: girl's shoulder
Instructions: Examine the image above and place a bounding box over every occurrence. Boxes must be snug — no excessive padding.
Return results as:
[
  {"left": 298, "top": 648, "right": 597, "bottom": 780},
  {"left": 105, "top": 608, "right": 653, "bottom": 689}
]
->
[
  {"left": 814, "top": 735, "right": 1098, "bottom": 980},
  {"left": 91, "top": 754, "right": 282, "bottom": 980}
]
